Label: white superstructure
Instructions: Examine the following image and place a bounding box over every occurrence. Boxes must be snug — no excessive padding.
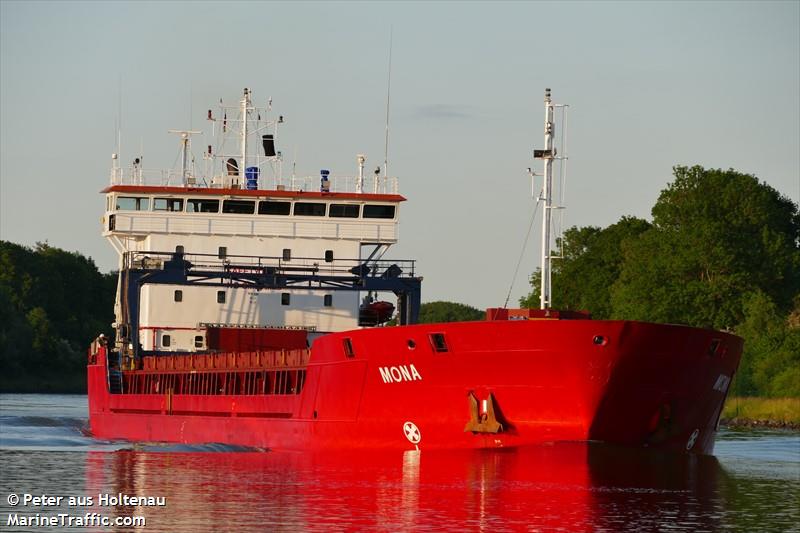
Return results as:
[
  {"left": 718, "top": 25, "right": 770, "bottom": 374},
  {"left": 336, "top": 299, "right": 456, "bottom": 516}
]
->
[{"left": 103, "top": 88, "right": 405, "bottom": 352}]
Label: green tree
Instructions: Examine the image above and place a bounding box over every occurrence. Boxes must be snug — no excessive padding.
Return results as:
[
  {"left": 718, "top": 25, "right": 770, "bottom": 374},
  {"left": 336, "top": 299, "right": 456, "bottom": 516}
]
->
[
  {"left": 0, "top": 240, "right": 116, "bottom": 392},
  {"left": 611, "top": 166, "right": 799, "bottom": 329},
  {"left": 520, "top": 217, "right": 651, "bottom": 318},
  {"left": 735, "top": 291, "right": 800, "bottom": 397},
  {"left": 418, "top": 301, "right": 484, "bottom": 323}
]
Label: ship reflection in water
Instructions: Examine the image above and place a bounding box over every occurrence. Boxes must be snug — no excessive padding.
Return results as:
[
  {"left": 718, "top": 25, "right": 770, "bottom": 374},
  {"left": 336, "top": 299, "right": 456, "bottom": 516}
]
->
[{"left": 80, "top": 443, "right": 740, "bottom": 532}]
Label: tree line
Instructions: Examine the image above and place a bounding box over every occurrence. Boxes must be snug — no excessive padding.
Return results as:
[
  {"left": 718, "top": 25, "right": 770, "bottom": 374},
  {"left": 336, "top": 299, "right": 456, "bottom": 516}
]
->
[
  {"left": 0, "top": 241, "right": 117, "bottom": 392},
  {"left": 519, "top": 165, "right": 799, "bottom": 397}
]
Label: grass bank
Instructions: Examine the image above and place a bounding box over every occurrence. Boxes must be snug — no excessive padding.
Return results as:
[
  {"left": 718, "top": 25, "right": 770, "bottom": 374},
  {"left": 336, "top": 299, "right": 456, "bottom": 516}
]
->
[{"left": 721, "top": 397, "right": 800, "bottom": 428}]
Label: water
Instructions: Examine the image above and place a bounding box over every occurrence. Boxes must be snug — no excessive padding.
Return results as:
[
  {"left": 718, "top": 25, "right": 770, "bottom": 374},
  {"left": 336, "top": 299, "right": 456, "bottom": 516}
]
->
[{"left": 1, "top": 395, "right": 798, "bottom": 532}]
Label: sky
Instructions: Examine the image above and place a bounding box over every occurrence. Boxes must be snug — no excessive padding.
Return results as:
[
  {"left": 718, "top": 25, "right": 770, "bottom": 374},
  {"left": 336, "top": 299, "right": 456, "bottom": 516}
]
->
[{"left": 1, "top": 1, "right": 798, "bottom": 310}]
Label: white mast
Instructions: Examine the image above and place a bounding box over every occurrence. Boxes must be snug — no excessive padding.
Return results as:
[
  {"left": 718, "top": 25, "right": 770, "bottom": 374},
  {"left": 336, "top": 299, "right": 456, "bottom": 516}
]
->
[
  {"left": 241, "top": 88, "right": 250, "bottom": 173},
  {"left": 357, "top": 154, "right": 365, "bottom": 194},
  {"left": 169, "top": 130, "right": 201, "bottom": 186},
  {"left": 539, "top": 88, "right": 555, "bottom": 310}
]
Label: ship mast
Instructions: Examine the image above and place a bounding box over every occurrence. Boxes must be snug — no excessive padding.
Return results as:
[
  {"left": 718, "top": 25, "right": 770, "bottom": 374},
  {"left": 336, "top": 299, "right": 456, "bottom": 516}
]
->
[
  {"left": 539, "top": 88, "right": 555, "bottom": 310},
  {"left": 241, "top": 88, "right": 250, "bottom": 173},
  {"left": 169, "top": 130, "right": 201, "bottom": 185}
]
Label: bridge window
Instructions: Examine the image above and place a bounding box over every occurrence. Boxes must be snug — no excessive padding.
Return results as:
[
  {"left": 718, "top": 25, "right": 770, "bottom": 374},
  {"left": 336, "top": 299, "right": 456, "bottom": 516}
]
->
[
  {"left": 294, "top": 202, "right": 326, "bottom": 216},
  {"left": 217, "top": 291, "right": 226, "bottom": 304},
  {"left": 186, "top": 199, "right": 219, "bottom": 213},
  {"left": 281, "top": 293, "right": 291, "bottom": 306},
  {"left": 154, "top": 198, "right": 184, "bottom": 212},
  {"left": 223, "top": 199, "right": 255, "bottom": 214},
  {"left": 330, "top": 204, "right": 360, "bottom": 218},
  {"left": 174, "top": 290, "right": 183, "bottom": 302},
  {"left": 363, "top": 204, "right": 395, "bottom": 219},
  {"left": 258, "top": 200, "right": 291, "bottom": 215},
  {"left": 116, "top": 196, "right": 150, "bottom": 211},
  {"left": 324, "top": 294, "right": 333, "bottom": 307}
]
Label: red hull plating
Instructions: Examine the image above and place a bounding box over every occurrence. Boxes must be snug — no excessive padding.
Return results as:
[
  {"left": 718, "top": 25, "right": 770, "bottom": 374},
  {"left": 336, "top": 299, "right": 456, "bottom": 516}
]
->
[{"left": 88, "top": 320, "right": 742, "bottom": 454}]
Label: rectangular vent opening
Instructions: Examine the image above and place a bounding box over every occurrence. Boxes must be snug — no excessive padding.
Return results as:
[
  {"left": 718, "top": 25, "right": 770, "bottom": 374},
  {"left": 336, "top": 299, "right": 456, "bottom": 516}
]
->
[
  {"left": 343, "top": 338, "right": 354, "bottom": 358},
  {"left": 430, "top": 333, "right": 449, "bottom": 353},
  {"left": 708, "top": 339, "right": 721, "bottom": 357}
]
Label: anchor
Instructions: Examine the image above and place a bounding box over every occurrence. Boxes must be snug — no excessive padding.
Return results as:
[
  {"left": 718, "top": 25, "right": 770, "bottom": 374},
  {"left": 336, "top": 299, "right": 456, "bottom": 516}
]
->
[{"left": 464, "top": 391, "right": 504, "bottom": 433}]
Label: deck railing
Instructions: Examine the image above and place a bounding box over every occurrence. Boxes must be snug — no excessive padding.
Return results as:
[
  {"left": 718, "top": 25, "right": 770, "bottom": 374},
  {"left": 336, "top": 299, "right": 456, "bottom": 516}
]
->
[{"left": 110, "top": 167, "right": 399, "bottom": 195}]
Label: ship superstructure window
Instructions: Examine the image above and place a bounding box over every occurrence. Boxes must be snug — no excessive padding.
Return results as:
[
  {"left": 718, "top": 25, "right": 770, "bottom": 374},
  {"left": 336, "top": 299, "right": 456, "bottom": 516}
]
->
[
  {"left": 174, "top": 290, "right": 183, "bottom": 302},
  {"left": 324, "top": 294, "right": 333, "bottom": 307},
  {"left": 175, "top": 245, "right": 184, "bottom": 255},
  {"left": 218, "top": 247, "right": 227, "bottom": 259},
  {"left": 325, "top": 250, "right": 334, "bottom": 262},
  {"left": 154, "top": 198, "right": 184, "bottom": 212},
  {"left": 283, "top": 249, "right": 291, "bottom": 261},
  {"left": 162, "top": 335, "right": 171, "bottom": 348},
  {"left": 258, "top": 200, "right": 291, "bottom": 215},
  {"left": 217, "top": 291, "right": 226, "bottom": 304},
  {"left": 194, "top": 335, "right": 204, "bottom": 348},
  {"left": 363, "top": 204, "right": 396, "bottom": 219},
  {"left": 329, "top": 204, "right": 360, "bottom": 218},
  {"left": 223, "top": 199, "right": 256, "bottom": 214},
  {"left": 186, "top": 199, "right": 220, "bottom": 213},
  {"left": 116, "top": 196, "right": 150, "bottom": 211},
  {"left": 281, "top": 293, "right": 291, "bottom": 306},
  {"left": 294, "top": 202, "right": 326, "bottom": 216}
]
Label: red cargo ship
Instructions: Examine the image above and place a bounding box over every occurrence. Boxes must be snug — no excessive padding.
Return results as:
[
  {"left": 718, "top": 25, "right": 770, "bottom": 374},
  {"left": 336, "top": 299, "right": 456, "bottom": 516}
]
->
[{"left": 88, "top": 88, "right": 741, "bottom": 454}]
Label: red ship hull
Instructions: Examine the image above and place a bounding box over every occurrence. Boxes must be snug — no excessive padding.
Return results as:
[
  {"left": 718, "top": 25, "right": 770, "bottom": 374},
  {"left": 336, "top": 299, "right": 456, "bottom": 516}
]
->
[{"left": 88, "top": 319, "right": 742, "bottom": 455}]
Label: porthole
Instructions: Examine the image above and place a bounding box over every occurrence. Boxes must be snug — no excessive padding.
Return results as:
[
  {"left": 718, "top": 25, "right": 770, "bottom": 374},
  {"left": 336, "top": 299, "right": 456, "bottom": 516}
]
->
[
  {"left": 407, "top": 339, "right": 416, "bottom": 350},
  {"left": 592, "top": 335, "right": 607, "bottom": 346}
]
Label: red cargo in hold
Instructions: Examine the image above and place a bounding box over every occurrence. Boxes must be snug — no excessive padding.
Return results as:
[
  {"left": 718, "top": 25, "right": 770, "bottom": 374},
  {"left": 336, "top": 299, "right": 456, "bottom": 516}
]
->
[{"left": 206, "top": 327, "right": 308, "bottom": 352}]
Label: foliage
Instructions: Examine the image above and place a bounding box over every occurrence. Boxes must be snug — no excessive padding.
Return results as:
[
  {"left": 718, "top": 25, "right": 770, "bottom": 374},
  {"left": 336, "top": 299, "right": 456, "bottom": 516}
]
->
[
  {"left": 520, "top": 165, "right": 800, "bottom": 397},
  {"left": 612, "top": 166, "right": 799, "bottom": 329},
  {"left": 734, "top": 292, "right": 800, "bottom": 397},
  {"left": 0, "top": 241, "right": 117, "bottom": 392},
  {"left": 418, "top": 301, "right": 484, "bottom": 323},
  {"left": 519, "top": 217, "right": 651, "bottom": 318}
]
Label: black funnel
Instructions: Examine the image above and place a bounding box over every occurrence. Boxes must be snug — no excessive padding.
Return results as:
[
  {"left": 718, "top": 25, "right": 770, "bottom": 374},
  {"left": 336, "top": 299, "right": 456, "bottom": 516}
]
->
[{"left": 262, "top": 134, "right": 276, "bottom": 157}]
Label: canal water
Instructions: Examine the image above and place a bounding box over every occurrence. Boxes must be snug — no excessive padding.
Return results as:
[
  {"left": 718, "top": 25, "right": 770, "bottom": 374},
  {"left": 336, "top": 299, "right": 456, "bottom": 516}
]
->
[{"left": 1, "top": 394, "right": 798, "bottom": 532}]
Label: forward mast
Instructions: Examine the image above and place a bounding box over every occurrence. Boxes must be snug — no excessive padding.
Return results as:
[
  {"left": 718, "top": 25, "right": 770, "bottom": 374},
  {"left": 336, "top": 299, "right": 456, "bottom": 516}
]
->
[{"left": 534, "top": 88, "right": 568, "bottom": 310}]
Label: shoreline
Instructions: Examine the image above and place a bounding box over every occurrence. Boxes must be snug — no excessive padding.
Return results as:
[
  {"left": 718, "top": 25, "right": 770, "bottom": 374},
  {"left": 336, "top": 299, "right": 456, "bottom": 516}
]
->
[
  {"left": 721, "top": 397, "right": 800, "bottom": 430},
  {"left": 720, "top": 418, "right": 800, "bottom": 431}
]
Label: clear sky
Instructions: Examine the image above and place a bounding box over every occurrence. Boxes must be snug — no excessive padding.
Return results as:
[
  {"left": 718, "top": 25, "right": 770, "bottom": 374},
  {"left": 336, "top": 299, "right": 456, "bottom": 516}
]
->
[{"left": 2, "top": 1, "right": 798, "bottom": 310}]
